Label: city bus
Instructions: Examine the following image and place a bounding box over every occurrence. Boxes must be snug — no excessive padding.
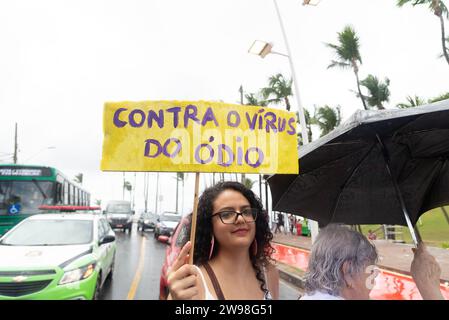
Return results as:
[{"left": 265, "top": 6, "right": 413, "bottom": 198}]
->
[{"left": 0, "top": 164, "right": 90, "bottom": 235}]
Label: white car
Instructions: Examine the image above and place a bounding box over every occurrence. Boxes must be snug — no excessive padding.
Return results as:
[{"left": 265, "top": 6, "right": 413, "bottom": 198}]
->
[
  {"left": 154, "top": 212, "right": 182, "bottom": 239},
  {"left": 0, "top": 212, "right": 116, "bottom": 300}
]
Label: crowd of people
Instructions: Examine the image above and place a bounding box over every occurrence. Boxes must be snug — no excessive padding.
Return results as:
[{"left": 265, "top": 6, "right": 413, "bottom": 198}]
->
[{"left": 167, "top": 181, "right": 445, "bottom": 300}]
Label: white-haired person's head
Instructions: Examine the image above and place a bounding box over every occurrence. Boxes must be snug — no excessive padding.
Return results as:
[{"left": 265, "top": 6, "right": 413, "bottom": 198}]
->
[{"left": 302, "top": 224, "right": 379, "bottom": 300}]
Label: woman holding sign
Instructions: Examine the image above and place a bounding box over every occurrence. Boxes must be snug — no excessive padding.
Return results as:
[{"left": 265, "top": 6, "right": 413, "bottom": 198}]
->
[{"left": 167, "top": 181, "right": 279, "bottom": 300}]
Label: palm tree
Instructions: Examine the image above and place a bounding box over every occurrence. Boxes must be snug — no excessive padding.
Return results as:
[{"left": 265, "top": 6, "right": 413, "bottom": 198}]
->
[
  {"left": 313, "top": 105, "right": 342, "bottom": 137},
  {"left": 74, "top": 173, "right": 83, "bottom": 184},
  {"left": 429, "top": 91, "right": 449, "bottom": 102},
  {"left": 297, "top": 110, "right": 313, "bottom": 144},
  {"left": 396, "top": 95, "right": 426, "bottom": 108},
  {"left": 397, "top": 0, "right": 449, "bottom": 66},
  {"left": 261, "top": 73, "right": 293, "bottom": 111},
  {"left": 326, "top": 26, "right": 368, "bottom": 110},
  {"left": 242, "top": 177, "right": 256, "bottom": 189},
  {"left": 305, "top": 109, "right": 314, "bottom": 142},
  {"left": 123, "top": 181, "right": 132, "bottom": 201},
  {"left": 397, "top": 92, "right": 449, "bottom": 109},
  {"left": 244, "top": 93, "right": 268, "bottom": 107},
  {"left": 122, "top": 172, "right": 126, "bottom": 200},
  {"left": 359, "top": 74, "right": 391, "bottom": 110}
]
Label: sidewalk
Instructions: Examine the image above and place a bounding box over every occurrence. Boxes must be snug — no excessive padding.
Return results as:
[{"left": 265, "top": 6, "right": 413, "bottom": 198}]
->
[{"left": 272, "top": 232, "right": 449, "bottom": 283}]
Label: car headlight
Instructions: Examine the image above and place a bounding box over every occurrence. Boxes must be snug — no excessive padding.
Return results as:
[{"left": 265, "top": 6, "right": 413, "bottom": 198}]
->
[
  {"left": 59, "top": 263, "right": 96, "bottom": 285},
  {"left": 144, "top": 219, "right": 150, "bottom": 224}
]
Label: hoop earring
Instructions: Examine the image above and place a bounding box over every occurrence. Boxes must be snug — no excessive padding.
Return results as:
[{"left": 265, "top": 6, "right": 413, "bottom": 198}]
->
[
  {"left": 251, "top": 239, "right": 258, "bottom": 256},
  {"left": 209, "top": 235, "right": 215, "bottom": 260}
]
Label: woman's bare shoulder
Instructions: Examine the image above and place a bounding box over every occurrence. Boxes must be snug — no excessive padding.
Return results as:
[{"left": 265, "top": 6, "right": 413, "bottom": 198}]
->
[{"left": 265, "top": 262, "right": 280, "bottom": 299}]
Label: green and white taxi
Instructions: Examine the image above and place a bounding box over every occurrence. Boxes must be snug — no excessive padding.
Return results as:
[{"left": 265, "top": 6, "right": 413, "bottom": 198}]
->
[{"left": 0, "top": 210, "right": 116, "bottom": 300}]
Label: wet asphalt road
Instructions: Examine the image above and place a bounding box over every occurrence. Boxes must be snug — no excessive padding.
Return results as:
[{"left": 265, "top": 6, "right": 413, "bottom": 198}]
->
[
  {"left": 100, "top": 223, "right": 301, "bottom": 300},
  {"left": 100, "top": 224, "right": 166, "bottom": 300}
]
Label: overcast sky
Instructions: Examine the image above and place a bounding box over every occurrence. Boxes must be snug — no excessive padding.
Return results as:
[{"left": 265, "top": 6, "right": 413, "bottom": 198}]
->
[{"left": 1, "top": 0, "right": 447, "bottom": 214}]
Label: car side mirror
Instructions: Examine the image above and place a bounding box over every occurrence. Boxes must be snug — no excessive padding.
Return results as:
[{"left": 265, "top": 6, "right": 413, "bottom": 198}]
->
[{"left": 99, "top": 235, "right": 115, "bottom": 245}]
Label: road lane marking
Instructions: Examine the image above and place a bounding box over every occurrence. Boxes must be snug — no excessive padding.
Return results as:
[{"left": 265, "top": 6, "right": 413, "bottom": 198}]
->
[{"left": 127, "top": 236, "right": 146, "bottom": 300}]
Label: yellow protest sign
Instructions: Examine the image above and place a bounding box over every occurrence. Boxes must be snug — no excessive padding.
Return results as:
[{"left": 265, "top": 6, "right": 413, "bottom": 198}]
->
[{"left": 101, "top": 100, "right": 299, "bottom": 174}]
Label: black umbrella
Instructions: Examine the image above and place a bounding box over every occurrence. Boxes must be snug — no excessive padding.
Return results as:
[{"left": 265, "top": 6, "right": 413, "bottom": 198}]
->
[{"left": 267, "top": 100, "right": 449, "bottom": 246}]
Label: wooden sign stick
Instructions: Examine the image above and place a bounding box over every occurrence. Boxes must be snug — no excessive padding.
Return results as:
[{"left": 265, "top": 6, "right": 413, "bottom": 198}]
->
[{"left": 188, "top": 172, "right": 200, "bottom": 265}]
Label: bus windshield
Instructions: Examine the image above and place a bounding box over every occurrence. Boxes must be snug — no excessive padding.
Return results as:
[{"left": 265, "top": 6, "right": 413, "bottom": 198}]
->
[
  {"left": 107, "top": 204, "right": 131, "bottom": 213},
  {"left": 0, "top": 219, "right": 93, "bottom": 246},
  {"left": 0, "top": 181, "right": 54, "bottom": 215}
]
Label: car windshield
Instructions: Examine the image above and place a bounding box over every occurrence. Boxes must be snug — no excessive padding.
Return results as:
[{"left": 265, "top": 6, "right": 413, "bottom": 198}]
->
[
  {"left": 0, "top": 219, "right": 93, "bottom": 246},
  {"left": 0, "top": 180, "right": 54, "bottom": 215},
  {"left": 107, "top": 204, "right": 130, "bottom": 213},
  {"left": 160, "top": 215, "right": 181, "bottom": 222}
]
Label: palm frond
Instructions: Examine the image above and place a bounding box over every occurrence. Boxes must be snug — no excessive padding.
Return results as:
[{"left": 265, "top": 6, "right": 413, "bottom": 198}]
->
[
  {"left": 429, "top": 91, "right": 449, "bottom": 102},
  {"left": 396, "top": 95, "right": 426, "bottom": 108},
  {"left": 74, "top": 173, "right": 83, "bottom": 184},
  {"left": 244, "top": 93, "right": 267, "bottom": 107},
  {"left": 397, "top": 0, "right": 413, "bottom": 7},
  {"left": 360, "top": 74, "right": 391, "bottom": 109},
  {"left": 265, "top": 98, "right": 283, "bottom": 105},
  {"left": 260, "top": 87, "right": 276, "bottom": 99},
  {"left": 242, "top": 177, "right": 255, "bottom": 189},
  {"left": 326, "top": 25, "right": 363, "bottom": 72},
  {"left": 261, "top": 73, "right": 293, "bottom": 109},
  {"left": 176, "top": 172, "right": 185, "bottom": 181},
  {"left": 429, "top": 0, "right": 449, "bottom": 17},
  {"left": 327, "top": 60, "right": 351, "bottom": 69},
  {"left": 397, "top": 0, "right": 449, "bottom": 17},
  {"left": 313, "top": 105, "right": 342, "bottom": 136},
  {"left": 325, "top": 42, "right": 340, "bottom": 50},
  {"left": 123, "top": 181, "right": 132, "bottom": 191}
]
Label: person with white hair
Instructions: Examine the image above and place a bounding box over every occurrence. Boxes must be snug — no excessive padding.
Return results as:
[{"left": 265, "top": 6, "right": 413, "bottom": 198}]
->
[{"left": 301, "top": 224, "right": 444, "bottom": 300}]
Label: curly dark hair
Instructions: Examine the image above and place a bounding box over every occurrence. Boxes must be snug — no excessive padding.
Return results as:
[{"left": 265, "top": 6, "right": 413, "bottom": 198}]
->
[{"left": 191, "top": 181, "right": 275, "bottom": 294}]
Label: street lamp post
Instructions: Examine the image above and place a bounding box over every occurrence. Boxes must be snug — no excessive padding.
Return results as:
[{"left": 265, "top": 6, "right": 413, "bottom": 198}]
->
[
  {"left": 248, "top": 0, "right": 320, "bottom": 243},
  {"left": 272, "top": 0, "right": 309, "bottom": 146}
]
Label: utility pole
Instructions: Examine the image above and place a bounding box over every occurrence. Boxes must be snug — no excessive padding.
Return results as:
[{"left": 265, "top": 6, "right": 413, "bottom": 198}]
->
[
  {"left": 143, "top": 173, "right": 149, "bottom": 213},
  {"left": 132, "top": 172, "right": 136, "bottom": 209},
  {"left": 175, "top": 173, "right": 179, "bottom": 213},
  {"left": 13, "top": 123, "right": 18, "bottom": 164},
  {"left": 181, "top": 175, "right": 185, "bottom": 214},
  {"left": 122, "top": 172, "right": 125, "bottom": 200},
  {"left": 155, "top": 172, "right": 160, "bottom": 215},
  {"left": 239, "top": 85, "right": 246, "bottom": 184}
]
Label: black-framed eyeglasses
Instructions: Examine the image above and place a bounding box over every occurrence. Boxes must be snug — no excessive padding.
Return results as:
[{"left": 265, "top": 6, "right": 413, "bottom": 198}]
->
[{"left": 211, "top": 208, "right": 258, "bottom": 224}]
